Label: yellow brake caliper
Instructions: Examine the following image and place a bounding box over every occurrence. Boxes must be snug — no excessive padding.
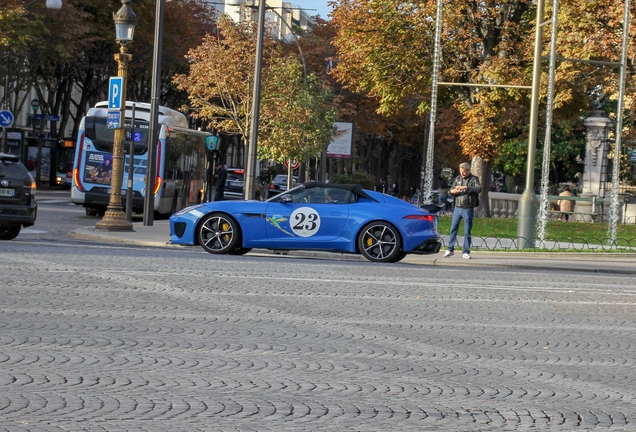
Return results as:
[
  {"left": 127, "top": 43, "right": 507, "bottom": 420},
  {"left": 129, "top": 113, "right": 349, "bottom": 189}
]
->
[{"left": 222, "top": 222, "right": 231, "bottom": 242}]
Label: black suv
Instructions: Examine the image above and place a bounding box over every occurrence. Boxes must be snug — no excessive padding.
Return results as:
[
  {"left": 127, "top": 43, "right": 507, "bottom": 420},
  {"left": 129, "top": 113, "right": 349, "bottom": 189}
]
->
[
  {"left": 223, "top": 167, "right": 245, "bottom": 200},
  {"left": 0, "top": 153, "right": 37, "bottom": 240}
]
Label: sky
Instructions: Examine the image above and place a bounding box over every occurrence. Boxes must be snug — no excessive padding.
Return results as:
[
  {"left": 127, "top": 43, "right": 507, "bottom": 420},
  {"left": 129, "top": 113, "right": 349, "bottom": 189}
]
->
[{"left": 298, "top": 1, "right": 332, "bottom": 20}]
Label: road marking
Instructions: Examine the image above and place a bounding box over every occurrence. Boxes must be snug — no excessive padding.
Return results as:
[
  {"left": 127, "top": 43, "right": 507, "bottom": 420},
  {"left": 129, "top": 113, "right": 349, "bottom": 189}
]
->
[
  {"left": 38, "top": 199, "right": 70, "bottom": 204},
  {"left": 95, "top": 270, "right": 636, "bottom": 297},
  {"left": 20, "top": 229, "right": 48, "bottom": 234}
]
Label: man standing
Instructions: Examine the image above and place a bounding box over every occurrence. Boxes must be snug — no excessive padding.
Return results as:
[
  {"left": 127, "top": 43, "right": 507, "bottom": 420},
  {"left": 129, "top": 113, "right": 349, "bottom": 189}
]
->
[
  {"left": 214, "top": 162, "right": 227, "bottom": 201},
  {"left": 443, "top": 162, "right": 481, "bottom": 259},
  {"left": 376, "top": 178, "right": 388, "bottom": 194}
]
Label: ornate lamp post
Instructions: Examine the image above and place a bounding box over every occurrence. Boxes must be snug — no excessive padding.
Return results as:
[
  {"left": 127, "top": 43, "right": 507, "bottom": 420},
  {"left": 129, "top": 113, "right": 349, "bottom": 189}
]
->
[{"left": 95, "top": 0, "right": 136, "bottom": 231}]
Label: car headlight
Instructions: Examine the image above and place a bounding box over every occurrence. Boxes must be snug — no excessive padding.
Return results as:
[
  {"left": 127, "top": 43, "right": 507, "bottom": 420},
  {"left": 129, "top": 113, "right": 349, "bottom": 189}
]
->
[{"left": 173, "top": 203, "right": 205, "bottom": 217}]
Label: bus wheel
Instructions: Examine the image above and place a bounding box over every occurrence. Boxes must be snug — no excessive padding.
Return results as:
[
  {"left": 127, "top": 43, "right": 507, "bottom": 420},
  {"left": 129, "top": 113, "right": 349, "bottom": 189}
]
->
[{"left": 197, "top": 213, "right": 240, "bottom": 254}]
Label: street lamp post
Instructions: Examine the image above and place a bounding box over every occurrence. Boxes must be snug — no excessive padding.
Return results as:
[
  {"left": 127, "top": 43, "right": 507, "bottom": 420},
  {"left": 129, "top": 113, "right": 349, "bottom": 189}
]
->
[
  {"left": 243, "top": 0, "right": 266, "bottom": 201},
  {"left": 95, "top": 0, "right": 136, "bottom": 231},
  {"left": 142, "top": 0, "right": 165, "bottom": 227},
  {"left": 516, "top": 0, "right": 545, "bottom": 248}
]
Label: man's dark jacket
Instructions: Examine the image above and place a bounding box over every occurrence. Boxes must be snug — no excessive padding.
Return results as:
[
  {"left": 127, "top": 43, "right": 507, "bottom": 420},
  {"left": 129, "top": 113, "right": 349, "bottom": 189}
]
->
[{"left": 450, "top": 174, "right": 482, "bottom": 208}]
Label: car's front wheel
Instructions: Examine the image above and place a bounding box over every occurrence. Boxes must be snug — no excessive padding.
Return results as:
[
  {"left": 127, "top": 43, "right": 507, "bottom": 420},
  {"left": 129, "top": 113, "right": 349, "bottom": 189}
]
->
[
  {"left": 197, "top": 213, "right": 240, "bottom": 254},
  {"left": 0, "top": 224, "right": 21, "bottom": 241},
  {"left": 357, "top": 221, "right": 403, "bottom": 263}
]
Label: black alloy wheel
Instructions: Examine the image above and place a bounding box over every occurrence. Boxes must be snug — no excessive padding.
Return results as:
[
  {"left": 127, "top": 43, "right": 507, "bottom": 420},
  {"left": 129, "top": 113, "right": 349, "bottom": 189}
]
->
[
  {"left": 357, "top": 221, "right": 403, "bottom": 263},
  {"left": 197, "top": 213, "right": 240, "bottom": 254}
]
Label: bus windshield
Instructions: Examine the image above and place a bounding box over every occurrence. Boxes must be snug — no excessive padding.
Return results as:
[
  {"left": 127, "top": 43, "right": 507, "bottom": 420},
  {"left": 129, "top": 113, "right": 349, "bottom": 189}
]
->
[{"left": 84, "top": 116, "right": 150, "bottom": 154}]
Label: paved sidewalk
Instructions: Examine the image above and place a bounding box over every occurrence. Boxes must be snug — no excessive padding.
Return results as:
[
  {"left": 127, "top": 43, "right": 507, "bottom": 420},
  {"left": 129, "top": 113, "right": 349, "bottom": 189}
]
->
[{"left": 68, "top": 221, "right": 636, "bottom": 274}]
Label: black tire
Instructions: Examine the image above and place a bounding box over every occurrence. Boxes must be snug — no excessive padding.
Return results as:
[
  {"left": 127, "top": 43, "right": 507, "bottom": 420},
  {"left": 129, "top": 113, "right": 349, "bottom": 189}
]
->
[
  {"left": 394, "top": 251, "right": 407, "bottom": 263},
  {"left": 86, "top": 207, "right": 98, "bottom": 217},
  {"left": 229, "top": 247, "right": 252, "bottom": 255},
  {"left": 197, "top": 213, "right": 241, "bottom": 254},
  {"left": 357, "top": 221, "right": 403, "bottom": 263},
  {"left": 0, "top": 224, "right": 21, "bottom": 241}
]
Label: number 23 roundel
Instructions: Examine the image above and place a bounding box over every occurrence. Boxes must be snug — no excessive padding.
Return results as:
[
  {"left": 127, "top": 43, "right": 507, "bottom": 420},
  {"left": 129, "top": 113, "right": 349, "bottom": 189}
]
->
[{"left": 290, "top": 207, "right": 321, "bottom": 237}]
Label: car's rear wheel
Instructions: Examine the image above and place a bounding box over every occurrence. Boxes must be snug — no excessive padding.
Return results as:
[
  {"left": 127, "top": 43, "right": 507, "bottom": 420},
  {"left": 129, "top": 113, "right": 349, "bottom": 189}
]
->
[
  {"left": 0, "top": 224, "right": 21, "bottom": 241},
  {"left": 357, "top": 221, "right": 402, "bottom": 263},
  {"left": 229, "top": 248, "right": 252, "bottom": 255},
  {"left": 197, "top": 213, "right": 240, "bottom": 254}
]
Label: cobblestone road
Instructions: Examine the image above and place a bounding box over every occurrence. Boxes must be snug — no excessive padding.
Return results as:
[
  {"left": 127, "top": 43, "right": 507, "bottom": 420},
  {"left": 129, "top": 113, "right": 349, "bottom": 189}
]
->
[{"left": 1, "top": 241, "right": 635, "bottom": 431}]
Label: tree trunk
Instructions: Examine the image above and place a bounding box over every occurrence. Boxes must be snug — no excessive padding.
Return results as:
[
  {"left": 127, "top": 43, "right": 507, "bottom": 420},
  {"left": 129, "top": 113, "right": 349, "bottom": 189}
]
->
[{"left": 470, "top": 155, "right": 492, "bottom": 218}]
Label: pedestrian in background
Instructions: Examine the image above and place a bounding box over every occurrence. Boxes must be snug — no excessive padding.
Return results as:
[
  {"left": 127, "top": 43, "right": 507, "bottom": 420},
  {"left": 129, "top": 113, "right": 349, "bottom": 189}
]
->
[
  {"left": 214, "top": 162, "right": 227, "bottom": 201},
  {"left": 443, "top": 162, "right": 481, "bottom": 259},
  {"left": 391, "top": 183, "right": 399, "bottom": 197},
  {"left": 376, "top": 179, "right": 388, "bottom": 194},
  {"left": 557, "top": 185, "right": 575, "bottom": 221}
]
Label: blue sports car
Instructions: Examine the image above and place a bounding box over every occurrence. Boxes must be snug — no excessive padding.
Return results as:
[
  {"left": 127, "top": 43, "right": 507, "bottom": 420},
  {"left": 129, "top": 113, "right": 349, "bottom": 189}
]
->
[{"left": 170, "top": 182, "right": 442, "bottom": 263}]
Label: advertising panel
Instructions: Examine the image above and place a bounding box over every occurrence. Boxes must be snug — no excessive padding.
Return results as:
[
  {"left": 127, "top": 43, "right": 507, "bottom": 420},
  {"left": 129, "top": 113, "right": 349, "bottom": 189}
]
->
[
  {"left": 83, "top": 151, "right": 113, "bottom": 185},
  {"left": 326, "top": 122, "right": 353, "bottom": 159}
]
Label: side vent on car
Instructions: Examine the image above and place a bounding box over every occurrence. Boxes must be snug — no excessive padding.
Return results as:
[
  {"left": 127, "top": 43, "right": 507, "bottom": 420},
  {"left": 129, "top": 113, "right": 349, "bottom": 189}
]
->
[{"left": 174, "top": 222, "right": 186, "bottom": 238}]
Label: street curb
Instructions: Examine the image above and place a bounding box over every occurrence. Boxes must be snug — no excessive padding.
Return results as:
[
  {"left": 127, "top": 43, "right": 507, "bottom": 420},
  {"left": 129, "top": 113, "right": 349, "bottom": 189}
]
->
[
  {"left": 68, "top": 228, "right": 178, "bottom": 248},
  {"left": 68, "top": 227, "right": 636, "bottom": 274}
]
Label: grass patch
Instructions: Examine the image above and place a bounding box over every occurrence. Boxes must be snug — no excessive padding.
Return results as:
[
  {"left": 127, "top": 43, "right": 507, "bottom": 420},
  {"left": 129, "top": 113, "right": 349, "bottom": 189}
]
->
[{"left": 437, "top": 215, "right": 636, "bottom": 247}]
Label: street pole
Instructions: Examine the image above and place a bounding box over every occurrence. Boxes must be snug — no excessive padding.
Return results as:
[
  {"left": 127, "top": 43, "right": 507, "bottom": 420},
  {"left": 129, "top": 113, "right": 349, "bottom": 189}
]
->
[
  {"left": 95, "top": 45, "right": 133, "bottom": 231},
  {"left": 35, "top": 104, "right": 46, "bottom": 187},
  {"left": 516, "top": 0, "right": 545, "bottom": 249},
  {"left": 96, "top": 0, "right": 136, "bottom": 231},
  {"left": 126, "top": 104, "right": 136, "bottom": 223},
  {"left": 143, "top": 0, "right": 164, "bottom": 226},
  {"left": 244, "top": 0, "right": 266, "bottom": 200}
]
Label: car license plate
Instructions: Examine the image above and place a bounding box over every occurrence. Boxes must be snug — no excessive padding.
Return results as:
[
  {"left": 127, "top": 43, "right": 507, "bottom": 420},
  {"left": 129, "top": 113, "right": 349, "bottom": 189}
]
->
[{"left": 0, "top": 189, "right": 15, "bottom": 197}]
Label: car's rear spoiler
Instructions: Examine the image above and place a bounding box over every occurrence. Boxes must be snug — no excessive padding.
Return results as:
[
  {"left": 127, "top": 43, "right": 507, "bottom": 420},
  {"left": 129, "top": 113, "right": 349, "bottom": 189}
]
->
[{"left": 420, "top": 203, "right": 445, "bottom": 214}]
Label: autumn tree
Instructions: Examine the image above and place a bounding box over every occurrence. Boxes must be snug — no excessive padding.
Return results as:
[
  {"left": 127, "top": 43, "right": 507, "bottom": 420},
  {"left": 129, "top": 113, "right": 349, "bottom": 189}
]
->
[
  {"left": 174, "top": 13, "right": 336, "bottom": 165},
  {"left": 259, "top": 56, "right": 337, "bottom": 164},
  {"left": 300, "top": 18, "right": 438, "bottom": 191},
  {"left": 127, "top": 0, "right": 217, "bottom": 109},
  {"left": 0, "top": 0, "right": 216, "bottom": 141},
  {"left": 331, "top": 0, "right": 634, "bottom": 214}
]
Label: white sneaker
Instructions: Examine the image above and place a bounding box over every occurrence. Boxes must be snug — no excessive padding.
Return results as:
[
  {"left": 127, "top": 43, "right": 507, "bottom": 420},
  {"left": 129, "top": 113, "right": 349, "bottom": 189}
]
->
[
  {"left": 462, "top": 253, "right": 471, "bottom": 259},
  {"left": 443, "top": 250, "right": 454, "bottom": 258}
]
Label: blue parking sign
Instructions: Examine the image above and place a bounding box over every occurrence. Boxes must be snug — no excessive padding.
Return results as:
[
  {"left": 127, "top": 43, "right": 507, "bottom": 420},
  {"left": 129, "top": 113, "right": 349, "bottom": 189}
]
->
[{"left": 109, "top": 77, "right": 124, "bottom": 110}]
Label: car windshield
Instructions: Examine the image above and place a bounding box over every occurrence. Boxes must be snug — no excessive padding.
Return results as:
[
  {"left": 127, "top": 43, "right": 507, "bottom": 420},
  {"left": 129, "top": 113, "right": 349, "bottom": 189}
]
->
[
  {"left": 0, "top": 158, "right": 28, "bottom": 177},
  {"left": 227, "top": 171, "right": 243, "bottom": 182},
  {"left": 267, "top": 185, "right": 354, "bottom": 204},
  {"left": 272, "top": 174, "right": 297, "bottom": 184}
]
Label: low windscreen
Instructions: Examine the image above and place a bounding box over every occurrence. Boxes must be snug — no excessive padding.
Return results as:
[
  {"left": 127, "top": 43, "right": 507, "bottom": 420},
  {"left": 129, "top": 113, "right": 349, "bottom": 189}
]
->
[{"left": 84, "top": 116, "right": 150, "bottom": 154}]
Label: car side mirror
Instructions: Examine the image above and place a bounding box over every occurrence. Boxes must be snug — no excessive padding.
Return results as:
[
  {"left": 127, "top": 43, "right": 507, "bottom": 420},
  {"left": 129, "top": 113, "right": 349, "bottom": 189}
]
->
[{"left": 280, "top": 195, "right": 292, "bottom": 203}]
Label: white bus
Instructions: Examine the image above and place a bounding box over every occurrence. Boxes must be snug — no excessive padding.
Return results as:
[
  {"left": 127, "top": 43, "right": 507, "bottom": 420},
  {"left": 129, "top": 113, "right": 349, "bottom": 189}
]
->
[{"left": 71, "top": 101, "right": 214, "bottom": 217}]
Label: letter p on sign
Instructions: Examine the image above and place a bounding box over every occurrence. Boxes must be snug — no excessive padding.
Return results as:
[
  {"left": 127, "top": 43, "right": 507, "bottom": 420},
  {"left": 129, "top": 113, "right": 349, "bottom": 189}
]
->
[{"left": 109, "top": 77, "right": 124, "bottom": 110}]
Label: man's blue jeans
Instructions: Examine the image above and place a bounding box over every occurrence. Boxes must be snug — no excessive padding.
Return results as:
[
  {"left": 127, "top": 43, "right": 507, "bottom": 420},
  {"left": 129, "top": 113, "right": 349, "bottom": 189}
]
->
[{"left": 447, "top": 206, "right": 474, "bottom": 254}]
